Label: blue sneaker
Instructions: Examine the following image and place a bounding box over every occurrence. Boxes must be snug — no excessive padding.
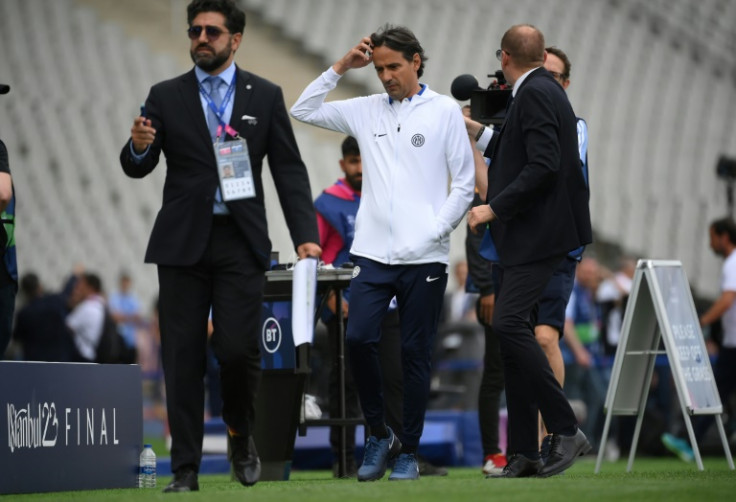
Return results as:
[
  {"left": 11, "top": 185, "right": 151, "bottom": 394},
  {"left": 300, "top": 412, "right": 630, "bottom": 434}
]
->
[
  {"left": 661, "top": 433, "right": 694, "bottom": 462},
  {"left": 389, "top": 453, "right": 420, "bottom": 480},
  {"left": 357, "top": 427, "right": 401, "bottom": 481}
]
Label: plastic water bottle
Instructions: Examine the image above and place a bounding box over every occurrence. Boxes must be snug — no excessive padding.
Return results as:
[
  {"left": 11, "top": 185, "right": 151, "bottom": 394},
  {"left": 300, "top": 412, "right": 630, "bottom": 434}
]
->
[{"left": 138, "top": 444, "right": 157, "bottom": 488}]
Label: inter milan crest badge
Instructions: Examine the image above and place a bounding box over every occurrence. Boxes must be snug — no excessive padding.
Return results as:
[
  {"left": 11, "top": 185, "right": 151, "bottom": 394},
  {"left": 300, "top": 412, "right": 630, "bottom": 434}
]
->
[{"left": 411, "top": 134, "right": 425, "bottom": 147}]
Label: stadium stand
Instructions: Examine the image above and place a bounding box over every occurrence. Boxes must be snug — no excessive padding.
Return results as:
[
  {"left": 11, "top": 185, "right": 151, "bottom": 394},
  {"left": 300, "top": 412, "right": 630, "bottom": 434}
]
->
[
  {"left": 239, "top": 0, "right": 736, "bottom": 299},
  {"left": 1, "top": 0, "right": 735, "bottom": 309},
  {"left": 0, "top": 0, "right": 343, "bottom": 308}
]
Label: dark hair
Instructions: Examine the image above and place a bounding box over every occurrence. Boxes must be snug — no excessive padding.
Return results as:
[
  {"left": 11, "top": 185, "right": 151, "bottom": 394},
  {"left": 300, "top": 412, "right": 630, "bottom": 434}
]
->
[
  {"left": 370, "top": 24, "right": 427, "bottom": 78},
  {"left": 187, "top": 0, "right": 246, "bottom": 34},
  {"left": 81, "top": 272, "right": 103, "bottom": 294},
  {"left": 20, "top": 273, "right": 41, "bottom": 299},
  {"left": 545, "top": 46, "right": 571, "bottom": 79},
  {"left": 341, "top": 136, "right": 360, "bottom": 158},
  {"left": 501, "top": 24, "right": 545, "bottom": 68},
  {"left": 711, "top": 217, "right": 736, "bottom": 244}
]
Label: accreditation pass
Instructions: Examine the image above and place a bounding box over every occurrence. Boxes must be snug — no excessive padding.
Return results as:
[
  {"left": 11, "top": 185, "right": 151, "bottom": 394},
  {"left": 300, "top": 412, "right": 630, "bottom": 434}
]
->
[{"left": 214, "top": 137, "right": 256, "bottom": 201}]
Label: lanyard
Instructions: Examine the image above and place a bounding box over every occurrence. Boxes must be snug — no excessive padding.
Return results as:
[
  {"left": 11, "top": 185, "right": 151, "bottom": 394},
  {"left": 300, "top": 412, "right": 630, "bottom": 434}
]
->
[{"left": 199, "top": 73, "right": 239, "bottom": 139}]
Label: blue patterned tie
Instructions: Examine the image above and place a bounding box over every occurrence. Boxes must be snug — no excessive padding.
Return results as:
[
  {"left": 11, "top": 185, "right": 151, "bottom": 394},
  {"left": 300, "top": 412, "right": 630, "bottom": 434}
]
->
[
  {"left": 205, "top": 76, "right": 228, "bottom": 213},
  {"left": 205, "top": 76, "right": 223, "bottom": 141}
]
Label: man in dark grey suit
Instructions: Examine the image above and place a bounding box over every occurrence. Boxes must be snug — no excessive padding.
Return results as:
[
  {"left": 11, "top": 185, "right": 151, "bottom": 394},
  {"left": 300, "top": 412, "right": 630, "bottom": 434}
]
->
[
  {"left": 467, "top": 24, "right": 592, "bottom": 478},
  {"left": 120, "top": 0, "right": 320, "bottom": 492}
]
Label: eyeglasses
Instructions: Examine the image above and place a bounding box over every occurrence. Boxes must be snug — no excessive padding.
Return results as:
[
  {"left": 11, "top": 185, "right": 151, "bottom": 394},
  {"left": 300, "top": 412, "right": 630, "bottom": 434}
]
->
[
  {"left": 548, "top": 71, "right": 568, "bottom": 82},
  {"left": 187, "top": 25, "right": 230, "bottom": 41}
]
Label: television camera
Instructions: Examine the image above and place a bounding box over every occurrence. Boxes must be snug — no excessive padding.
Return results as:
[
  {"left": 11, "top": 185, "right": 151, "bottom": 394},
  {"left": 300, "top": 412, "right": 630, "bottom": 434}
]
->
[{"left": 450, "top": 70, "right": 511, "bottom": 126}]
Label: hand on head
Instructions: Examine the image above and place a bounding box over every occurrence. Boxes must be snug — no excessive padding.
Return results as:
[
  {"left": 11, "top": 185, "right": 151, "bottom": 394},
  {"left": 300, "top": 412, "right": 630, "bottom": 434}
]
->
[{"left": 333, "top": 37, "right": 373, "bottom": 75}]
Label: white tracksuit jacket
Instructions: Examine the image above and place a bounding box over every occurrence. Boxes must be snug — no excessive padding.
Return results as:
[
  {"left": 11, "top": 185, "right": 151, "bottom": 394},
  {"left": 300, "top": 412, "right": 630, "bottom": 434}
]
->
[{"left": 291, "top": 68, "right": 475, "bottom": 265}]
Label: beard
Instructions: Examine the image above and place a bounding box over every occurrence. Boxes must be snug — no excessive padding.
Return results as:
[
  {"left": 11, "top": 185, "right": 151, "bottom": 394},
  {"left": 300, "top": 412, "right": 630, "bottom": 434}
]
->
[
  {"left": 345, "top": 172, "right": 362, "bottom": 192},
  {"left": 190, "top": 42, "right": 232, "bottom": 73}
]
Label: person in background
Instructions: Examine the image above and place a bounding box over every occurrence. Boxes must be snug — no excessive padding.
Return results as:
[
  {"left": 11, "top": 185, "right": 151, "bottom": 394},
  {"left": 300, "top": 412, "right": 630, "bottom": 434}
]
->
[
  {"left": 314, "top": 135, "right": 363, "bottom": 477},
  {"left": 461, "top": 122, "right": 507, "bottom": 475},
  {"left": 597, "top": 256, "right": 637, "bottom": 358},
  {"left": 119, "top": 0, "right": 320, "bottom": 491},
  {"left": 594, "top": 255, "right": 636, "bottom": 461},
  {"left": 559, "top": 257, "right": 606, "bottom": 452},
  {"left": 662, "top": 218, "right": 736, "bottom": 461},
  {"left": 466, "top": 187, "right": 507, "bottom": 476},
  {"left": 12, "top": 272, "right": 77, "bottom": 362},
  {"left": 0, "top": 82, "right": 17, "bottom": 356},
  {"left": 533, "top": 45, "right": 591, "bottom": 459},
  {"left": 66, "top": 272, "right": 106, "bottom": 363},
  {"left": 443, "top": 260, "right": 478, "bottom": 323},
  {"left": 316, "top": 136, "right": 362, "bottom": 271},
  {"left": 108, "top": 270, "right": 141, "bottom": 364}
]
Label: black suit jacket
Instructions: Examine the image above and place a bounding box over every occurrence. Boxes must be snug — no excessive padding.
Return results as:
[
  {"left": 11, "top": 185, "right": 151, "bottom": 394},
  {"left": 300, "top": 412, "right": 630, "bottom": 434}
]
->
[
  {"left": 120, "top": 66, "right": 318, "bottom": 270},
  {"left": 484, "top": 67, "right": 591, "bottom": 267}
]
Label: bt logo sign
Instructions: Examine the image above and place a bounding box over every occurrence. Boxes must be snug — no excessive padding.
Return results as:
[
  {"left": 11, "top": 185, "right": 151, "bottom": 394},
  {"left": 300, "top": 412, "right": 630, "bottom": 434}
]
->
[{"left": 261, "top": 317, "right": 282, "bottom": 354}]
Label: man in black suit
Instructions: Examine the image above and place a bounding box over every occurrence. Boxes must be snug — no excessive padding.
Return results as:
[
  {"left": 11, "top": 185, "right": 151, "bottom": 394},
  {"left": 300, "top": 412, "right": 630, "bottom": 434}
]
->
[
  {"left": 120, "top": 0, "right": 320, "bottom": 492},
  {"left": 466, "top": 24, "right": 592, "bottom": 478}
]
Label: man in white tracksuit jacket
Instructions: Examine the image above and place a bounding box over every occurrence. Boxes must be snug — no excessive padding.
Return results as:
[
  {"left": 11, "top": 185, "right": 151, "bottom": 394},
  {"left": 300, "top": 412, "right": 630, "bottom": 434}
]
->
[{"left": 291, "top": 25, "right": 474, "bottom": 481}]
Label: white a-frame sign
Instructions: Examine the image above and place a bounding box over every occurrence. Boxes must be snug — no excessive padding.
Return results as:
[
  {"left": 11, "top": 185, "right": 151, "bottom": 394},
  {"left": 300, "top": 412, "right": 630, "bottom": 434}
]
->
[{"left": 595, "top": 260, "right": 734, "bottom": 473}]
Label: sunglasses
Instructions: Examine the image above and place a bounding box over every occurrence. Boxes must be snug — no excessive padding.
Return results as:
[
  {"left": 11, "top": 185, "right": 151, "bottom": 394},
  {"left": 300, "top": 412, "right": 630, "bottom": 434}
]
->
[{"left": 187, "top": 25, "right": 230, "bottom": 41}]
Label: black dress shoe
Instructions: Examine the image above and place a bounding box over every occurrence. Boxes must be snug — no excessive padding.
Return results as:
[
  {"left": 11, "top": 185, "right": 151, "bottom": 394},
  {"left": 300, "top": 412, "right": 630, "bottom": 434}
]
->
[
  {"left": 417, "top": 455, "right": 448, "bottom": 477},
  {"left": 229, "top": 434, "right": 261, "bottom": 486},
  {"left": 486, "top": 454, "right": 542, "bottom": 478},
  {"left": 163, "top": 468, "right": 199, "bottom": 492},
  {"left": 537, "top": 429, "right": 592, "bottom": 478}
]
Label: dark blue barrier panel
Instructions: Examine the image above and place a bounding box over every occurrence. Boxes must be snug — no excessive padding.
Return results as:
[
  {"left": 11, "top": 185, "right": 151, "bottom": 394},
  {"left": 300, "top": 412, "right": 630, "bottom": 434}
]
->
[
  {"left": 0, "top": 361, "right": 142, "bottom": 494},
  {"left": 199, "top": 412, "right": 476, "bottom": 470}
]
